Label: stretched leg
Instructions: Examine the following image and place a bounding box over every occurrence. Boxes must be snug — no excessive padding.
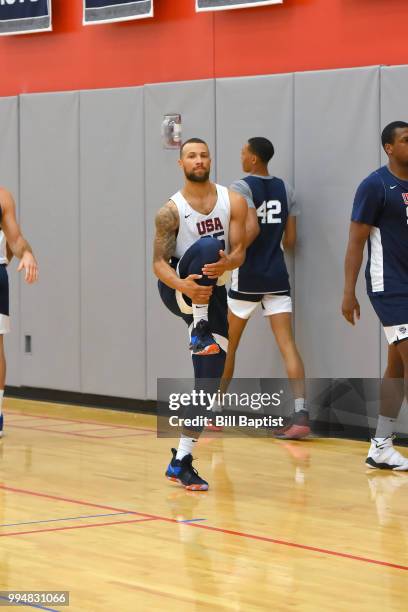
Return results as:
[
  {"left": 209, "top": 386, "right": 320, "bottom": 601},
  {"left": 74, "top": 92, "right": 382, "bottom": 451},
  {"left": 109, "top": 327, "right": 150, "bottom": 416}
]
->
[
  {"left": 178, "top": 237, "right": 223, "bottom": 355},
  {"left": 165, "top": 238, "right": 228, "bottom": 489},
  {"left": 366, "top": 341, "right": 408, "bottom": 471}
]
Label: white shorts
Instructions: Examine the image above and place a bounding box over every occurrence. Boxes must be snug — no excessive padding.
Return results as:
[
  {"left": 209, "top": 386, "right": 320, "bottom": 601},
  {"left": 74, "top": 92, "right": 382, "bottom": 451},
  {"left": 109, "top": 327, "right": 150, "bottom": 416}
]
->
[
  {"left": 228, "top": 294, "right": 292, "bottom": 320},
  {"left": 383, "top": 324, "right": 408, "bottom": 345},
  {"left": 0, "top": 315, "right": 10, "bottom": 335}
]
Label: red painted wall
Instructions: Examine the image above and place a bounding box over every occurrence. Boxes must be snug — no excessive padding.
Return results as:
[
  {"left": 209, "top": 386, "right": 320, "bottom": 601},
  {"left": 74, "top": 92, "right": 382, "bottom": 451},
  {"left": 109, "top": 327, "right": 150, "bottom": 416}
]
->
[{"left": 0, "top": 0, "right": 407, "bottom": 96}]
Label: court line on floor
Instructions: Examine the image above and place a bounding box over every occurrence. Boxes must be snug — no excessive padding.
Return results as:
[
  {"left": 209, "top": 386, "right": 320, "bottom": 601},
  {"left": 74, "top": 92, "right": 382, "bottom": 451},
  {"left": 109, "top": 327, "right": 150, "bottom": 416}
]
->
[
  {"left": 4, "top": 410, "right": 155, "bottom": 432},
  {"left": 0, "top": 595, "right": 61, "bottom": 611},
  {"left": 1, "top": 484, "right": 407, "bottom": 571},
  {"left": 0, "top": 517, "right": 158, "bottom": 538},
  {"left": 7, "top": 422, "right": 153, "bottom": 435},
  {"left": 5, "top": 424, "right": 152, "bottom": 440},
  {"left": 0, "top": 512, "right": 132, "bottom": 528}
]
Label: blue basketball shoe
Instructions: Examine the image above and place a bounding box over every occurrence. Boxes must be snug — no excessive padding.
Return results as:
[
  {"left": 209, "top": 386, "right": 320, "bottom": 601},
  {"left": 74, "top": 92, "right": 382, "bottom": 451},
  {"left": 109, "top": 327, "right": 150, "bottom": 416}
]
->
[
  {"left": 189, "top": 320, "right": 220, "bottom": 356},
  {"left": 165, "top": 448, "right": 209, "bottom": 491}
]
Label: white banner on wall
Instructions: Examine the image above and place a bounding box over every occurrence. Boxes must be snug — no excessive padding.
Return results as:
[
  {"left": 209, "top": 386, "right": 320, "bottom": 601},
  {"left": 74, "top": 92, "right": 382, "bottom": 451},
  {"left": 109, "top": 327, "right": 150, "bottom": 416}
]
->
[
  {"left": 83, "top": 0, "right": 153, "bottom": 25},
  {"left": 0, "top": 0, "right": 52, "bottom": 36},
  {"left": 196, "top": 0, "right": 282, "bottom": 11}
]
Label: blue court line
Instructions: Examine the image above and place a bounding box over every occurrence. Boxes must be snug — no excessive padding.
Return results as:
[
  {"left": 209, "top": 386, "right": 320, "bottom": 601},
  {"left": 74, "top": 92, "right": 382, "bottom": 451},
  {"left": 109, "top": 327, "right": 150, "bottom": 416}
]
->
[
  {"left": 0, "top": 596, "right": 60, "bottom": 611},
  {"left": 0, "top": 512, "right": 131, "bottom": 528},
  {"left": 178, "top": 518, "right": 207, "bottom": 523}
]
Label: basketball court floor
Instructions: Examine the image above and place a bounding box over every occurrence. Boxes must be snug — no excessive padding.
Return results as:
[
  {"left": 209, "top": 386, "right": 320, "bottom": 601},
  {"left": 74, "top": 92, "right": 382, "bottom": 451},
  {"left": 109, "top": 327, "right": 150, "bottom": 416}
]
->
[{"left": 0, "top": 398, "right": 406, "bottom": 611}]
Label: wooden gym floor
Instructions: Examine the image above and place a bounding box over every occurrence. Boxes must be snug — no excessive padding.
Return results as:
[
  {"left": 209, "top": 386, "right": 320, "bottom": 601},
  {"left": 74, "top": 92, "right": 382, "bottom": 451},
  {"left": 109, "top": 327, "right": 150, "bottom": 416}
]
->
[{"left": 0, "top": 398, "right": 407, "bottom": 611}]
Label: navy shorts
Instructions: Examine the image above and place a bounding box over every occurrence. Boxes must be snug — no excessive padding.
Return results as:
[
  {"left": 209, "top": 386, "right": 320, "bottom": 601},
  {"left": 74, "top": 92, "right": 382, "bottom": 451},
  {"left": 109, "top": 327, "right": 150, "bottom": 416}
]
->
[
  {"left": 369, "top": 293, "right": 408, "bottom": 327},
  {"left": 0, "top": 264, "right": 10, "bottom": 334}
]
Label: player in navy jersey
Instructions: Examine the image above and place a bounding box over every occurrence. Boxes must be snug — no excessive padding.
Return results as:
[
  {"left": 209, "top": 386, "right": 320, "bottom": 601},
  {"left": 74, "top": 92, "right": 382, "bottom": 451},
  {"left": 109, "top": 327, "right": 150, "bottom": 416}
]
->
[
  {"left": 153, "top": 138, "right": 247, "bottom": 490},
  {"left": 343, "top": 121, "right": 408, "bottom": 470},
  {"left": 224, "top": 137, "right": 310, "bottom": 440},
  {"left": 0, "top": 187, "right": 38, "bottom": 438}
]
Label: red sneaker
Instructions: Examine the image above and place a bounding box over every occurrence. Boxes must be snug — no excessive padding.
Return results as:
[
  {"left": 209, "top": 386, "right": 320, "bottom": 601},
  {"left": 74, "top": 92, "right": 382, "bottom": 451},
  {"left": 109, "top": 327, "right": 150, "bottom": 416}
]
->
[{"left": 275, "top": 410, "right": 311, "bottom": 440}]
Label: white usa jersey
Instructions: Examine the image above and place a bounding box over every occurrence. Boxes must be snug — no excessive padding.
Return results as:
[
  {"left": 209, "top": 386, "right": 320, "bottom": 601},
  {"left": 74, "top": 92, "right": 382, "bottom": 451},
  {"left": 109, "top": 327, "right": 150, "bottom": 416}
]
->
[{"left": 171, "top": 184, "right": 231, "bottom": 259}]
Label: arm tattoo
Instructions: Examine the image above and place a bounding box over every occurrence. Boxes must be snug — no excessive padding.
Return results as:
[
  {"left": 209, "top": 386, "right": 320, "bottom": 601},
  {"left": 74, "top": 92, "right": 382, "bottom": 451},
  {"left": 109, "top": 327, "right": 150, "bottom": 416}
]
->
[{"left": 153, "top": 204, "right": 179, "bottom": 263}]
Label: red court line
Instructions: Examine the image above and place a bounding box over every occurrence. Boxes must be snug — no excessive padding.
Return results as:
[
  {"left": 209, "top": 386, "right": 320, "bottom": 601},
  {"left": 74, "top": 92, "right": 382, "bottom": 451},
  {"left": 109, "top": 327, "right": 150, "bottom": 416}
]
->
[
  {"left": 0, "top": 485, "right": 170, "bottom": 521},
  {"left": 0, "top": 517, "right": 158, "bottom": 538},
  {"left": 82, "top": 432, "right": 153, "bottom": 439},
  {"left": 6, "top": 424, "right": 118, "bottom": 440},
  {"left": 4, "top": 410, "right": 155, "bottom": 433},
  {"left": 1, "top": 484, "right": 407, "bottom": 571},
  {"left": 6, "top": 423, "right": 153, "bottom": 439}
]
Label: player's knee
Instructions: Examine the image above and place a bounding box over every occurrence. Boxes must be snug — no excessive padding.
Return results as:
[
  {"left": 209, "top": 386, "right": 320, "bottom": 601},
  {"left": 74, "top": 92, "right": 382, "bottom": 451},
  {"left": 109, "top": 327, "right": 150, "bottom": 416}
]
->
[{"left": 197, "top": 236, "right": 222, "bottom": 264}]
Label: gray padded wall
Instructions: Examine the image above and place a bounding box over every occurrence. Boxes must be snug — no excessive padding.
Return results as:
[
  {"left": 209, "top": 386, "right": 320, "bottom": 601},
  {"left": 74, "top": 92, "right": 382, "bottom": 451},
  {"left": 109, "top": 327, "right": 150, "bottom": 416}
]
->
[
  {"left": 216, "top": 74, "right": 294, "bottom": 378},
  {"left": 80, "top": 87, "right": 145, "bottom": 398},
  {"left": 0, "top": 97, "right": 20, "bottom": 386},
  {"left": 145, "top": 80, "right": 215, "bottom": 399},
  {"left": 294, "top": 67, "right": 381, "bottom": 377},
  {"left": 20, "top": 92, "right": 80, "bottom": 390}
]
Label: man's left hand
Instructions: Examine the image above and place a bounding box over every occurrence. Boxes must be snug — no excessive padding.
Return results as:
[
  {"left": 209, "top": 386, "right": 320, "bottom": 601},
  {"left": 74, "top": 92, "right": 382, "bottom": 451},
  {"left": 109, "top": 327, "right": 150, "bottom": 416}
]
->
[
  {"left": 202, "top": 250, "right": 230, "bottom": 279},
  {"left": 17, "top": 251, "right": 39, "bottom": 284}
]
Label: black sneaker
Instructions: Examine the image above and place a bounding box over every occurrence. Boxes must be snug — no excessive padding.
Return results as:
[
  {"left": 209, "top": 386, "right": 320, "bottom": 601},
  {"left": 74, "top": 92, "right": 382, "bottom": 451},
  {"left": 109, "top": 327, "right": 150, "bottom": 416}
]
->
[
  {"left": 165, "top": 448, "right": 209, "bottom": 491},
  {"left": 189, "top": 320, "right": 220, "bottom": 356}
]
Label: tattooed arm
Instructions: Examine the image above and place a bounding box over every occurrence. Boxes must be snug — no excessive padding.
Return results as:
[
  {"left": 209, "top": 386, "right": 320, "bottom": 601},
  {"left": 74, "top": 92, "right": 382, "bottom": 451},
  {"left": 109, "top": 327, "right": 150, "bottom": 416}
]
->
[
  {"left": 153, "top": 202, "right": 180, "bottom": 289},
  {"left": 153, "top": 201, "right": 213, "bottom": 303}
]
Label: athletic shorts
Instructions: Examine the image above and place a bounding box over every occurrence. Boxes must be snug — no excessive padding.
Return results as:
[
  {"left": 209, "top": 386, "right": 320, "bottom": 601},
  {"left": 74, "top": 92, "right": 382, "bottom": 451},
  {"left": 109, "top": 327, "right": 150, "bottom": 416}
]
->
[
  {"left": 369, "top": 293, "right": 408, "bottom": 345},
  {"left": 228, "top": 289, "right": 292, "bottom": 320},
  {"left": 0, "top": 265, "right": 10, "bottom": 334}
]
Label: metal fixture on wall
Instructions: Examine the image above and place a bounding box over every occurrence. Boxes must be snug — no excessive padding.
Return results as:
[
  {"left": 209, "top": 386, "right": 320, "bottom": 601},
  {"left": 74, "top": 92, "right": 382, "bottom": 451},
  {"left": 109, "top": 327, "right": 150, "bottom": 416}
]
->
[{"left": 162, "top": 114, "right": 182, "bottom": 149}]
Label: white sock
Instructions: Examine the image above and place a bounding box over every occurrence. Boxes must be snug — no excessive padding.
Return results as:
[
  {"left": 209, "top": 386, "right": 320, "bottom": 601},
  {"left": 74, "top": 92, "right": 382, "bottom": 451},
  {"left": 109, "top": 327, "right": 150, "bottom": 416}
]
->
[
  {"left": 176, "top": 435, "right": 197, "bottom": 461},
  {"left": 212, "top": 401, "right": 223, "bottom": 414},
  {"left": 294, "top": 398, "right": 307, "bottom": 413},
  {"left": 0, "top": 390, "right": 4, "bottom": 416},
  {"left": 193, "top": 304, "right": 208, "bottom": 326},
  {"left": 375, "top": 415, "right": 396, "bottom": 439}
]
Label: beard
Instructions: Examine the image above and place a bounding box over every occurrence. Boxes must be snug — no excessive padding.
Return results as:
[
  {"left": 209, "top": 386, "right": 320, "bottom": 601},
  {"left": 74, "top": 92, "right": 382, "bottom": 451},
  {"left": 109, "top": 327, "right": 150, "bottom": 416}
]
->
[{"left": 184, "top": 168, "right": 210, "bottom": 183}]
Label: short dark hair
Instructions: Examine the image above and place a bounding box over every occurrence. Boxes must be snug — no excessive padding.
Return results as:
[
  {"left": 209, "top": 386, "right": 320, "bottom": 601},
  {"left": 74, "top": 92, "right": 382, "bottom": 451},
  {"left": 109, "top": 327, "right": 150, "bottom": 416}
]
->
[
  {"left": 180, "top": 138, "right": 209, "bottom": 158},
  {"left": 381, "top": 121, "right": 408, "bottom": 149},
  {"left": 247, "top": 137, "right": 275, "bottom": 164}
]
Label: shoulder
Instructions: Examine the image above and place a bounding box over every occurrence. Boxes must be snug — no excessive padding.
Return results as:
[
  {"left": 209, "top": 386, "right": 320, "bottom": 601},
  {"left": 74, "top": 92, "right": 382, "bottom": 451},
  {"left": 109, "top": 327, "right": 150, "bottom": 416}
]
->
[
  {"left": 280, "top": 178, "right": 294, "bottom": 194},
  {"left": 154, "top": 200, "right": 179, "bottom": 231},
  {"left": 229, "top": 178, "right": 251, "bottom": 192},
  {"left": 0, "top": 187, "right": 13, "bottom": 205},
  {"left": 0, "top": 188, "right": 14, "bottom": 217},
  {"left": 228, "top": 178, "right": 254, "bottom": 202},
  {"left": 357, "top": 170, "right": 384, "bottom": 193},
  {"left": 228, "top": 189, "right": 248, "bottom": 215}
]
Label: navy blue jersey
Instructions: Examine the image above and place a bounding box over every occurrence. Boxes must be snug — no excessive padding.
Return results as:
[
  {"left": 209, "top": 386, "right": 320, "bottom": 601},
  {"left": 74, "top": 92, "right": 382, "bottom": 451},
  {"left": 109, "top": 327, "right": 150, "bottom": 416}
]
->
[
  {"left": 230, "top": 176, "right": 293, "bottom": 294},
  {"left": 352, "top": 166, "right": 408, "bottom": 297}
]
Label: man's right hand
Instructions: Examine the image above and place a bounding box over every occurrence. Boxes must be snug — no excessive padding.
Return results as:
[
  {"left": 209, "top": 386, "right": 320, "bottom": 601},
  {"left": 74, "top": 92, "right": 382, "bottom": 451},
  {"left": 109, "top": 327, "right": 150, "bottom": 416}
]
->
[
  {"left": 180, "top": 274, "right": 213, "bottom": 302},
  {"left": 342, "top": 293, "right": 360, "bottom": 325}
]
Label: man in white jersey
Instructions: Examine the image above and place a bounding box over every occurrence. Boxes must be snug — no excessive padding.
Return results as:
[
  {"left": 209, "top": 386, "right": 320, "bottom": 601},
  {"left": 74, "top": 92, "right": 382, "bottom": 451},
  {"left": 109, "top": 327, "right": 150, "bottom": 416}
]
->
[
  {"left": 153, "top": 138, "right": 247, "bottom": 490},
  {"left": 0, "top": 187, "right": 39, "bottom": 437}
]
